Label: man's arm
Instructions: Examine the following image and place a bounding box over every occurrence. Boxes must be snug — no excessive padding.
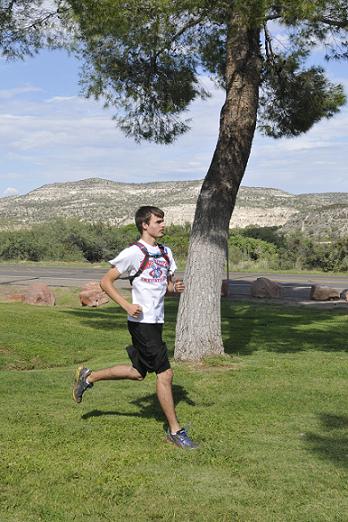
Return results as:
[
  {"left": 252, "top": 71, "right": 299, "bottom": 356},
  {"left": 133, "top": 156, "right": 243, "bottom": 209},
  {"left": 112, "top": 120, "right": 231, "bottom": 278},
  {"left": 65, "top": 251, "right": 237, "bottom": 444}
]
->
[{"left": 100, "top": 267, "right": 142, "bottom": 318}]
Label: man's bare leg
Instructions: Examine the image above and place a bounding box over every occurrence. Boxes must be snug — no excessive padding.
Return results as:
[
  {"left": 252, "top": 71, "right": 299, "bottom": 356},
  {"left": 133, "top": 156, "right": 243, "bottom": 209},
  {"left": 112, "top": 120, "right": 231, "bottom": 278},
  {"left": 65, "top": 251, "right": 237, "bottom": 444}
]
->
[
  {"left": 73, "top": 365, "right": 143, "bottom": 403},
  {"left": 156, "top": 369, "right": 181, "bottom": 434},
  {"left": 88, "top": 365, "right": 143, "bottom": 383}
]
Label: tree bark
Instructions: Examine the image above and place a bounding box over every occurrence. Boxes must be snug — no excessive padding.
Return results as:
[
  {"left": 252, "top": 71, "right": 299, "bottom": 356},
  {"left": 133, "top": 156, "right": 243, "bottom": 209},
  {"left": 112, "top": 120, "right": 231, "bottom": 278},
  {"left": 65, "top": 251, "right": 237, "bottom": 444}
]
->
[{"left": 174, "top": 14, "right": 262, "bottom": 361}]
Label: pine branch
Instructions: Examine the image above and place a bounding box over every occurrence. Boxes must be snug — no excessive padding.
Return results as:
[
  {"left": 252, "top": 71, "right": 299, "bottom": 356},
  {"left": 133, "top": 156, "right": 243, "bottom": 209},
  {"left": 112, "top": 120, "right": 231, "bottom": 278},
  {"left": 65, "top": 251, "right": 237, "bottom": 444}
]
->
[
  {"left": 7, "top": 5, "right": 72, "bottom": 39},
  {"left": 263, "top": 22, "right": 275, "bottom": 63},
  {"left": 319, "top": 17, "right": 348, "bottom": 29},
  {"left": 265, "top": 14, "right": 282, "bottom": 21},
  {"left": 0, "top": 1, "right": 17, "bottom": 12},
  {"left": 154, "top": 11, "right": 207, "bottom": 60}
]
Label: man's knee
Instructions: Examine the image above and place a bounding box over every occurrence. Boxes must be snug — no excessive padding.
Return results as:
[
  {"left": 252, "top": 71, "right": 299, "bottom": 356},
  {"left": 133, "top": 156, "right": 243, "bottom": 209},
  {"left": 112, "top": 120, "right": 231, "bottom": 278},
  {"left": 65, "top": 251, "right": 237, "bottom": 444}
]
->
[
  {"left": 129, "top": 367, "right": 144, "bottom": 381},
  {"left": 157, "top": 368, "right": 173, "bottom": 383}
]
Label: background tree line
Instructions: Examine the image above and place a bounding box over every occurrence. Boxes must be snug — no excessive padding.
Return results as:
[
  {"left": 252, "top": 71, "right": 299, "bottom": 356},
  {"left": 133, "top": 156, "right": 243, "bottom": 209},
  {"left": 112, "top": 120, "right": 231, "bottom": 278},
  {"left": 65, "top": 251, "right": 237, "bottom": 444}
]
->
[{"left": 0, "top": 220, "right": 347, "bottom": 273}]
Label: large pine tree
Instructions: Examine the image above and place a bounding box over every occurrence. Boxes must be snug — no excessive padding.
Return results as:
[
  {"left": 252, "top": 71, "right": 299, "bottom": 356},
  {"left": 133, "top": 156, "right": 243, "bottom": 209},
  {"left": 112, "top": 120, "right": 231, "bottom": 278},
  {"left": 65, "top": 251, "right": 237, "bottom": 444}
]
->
[{"left": 2, "top": 1, "right": 347, "bottom": 359}]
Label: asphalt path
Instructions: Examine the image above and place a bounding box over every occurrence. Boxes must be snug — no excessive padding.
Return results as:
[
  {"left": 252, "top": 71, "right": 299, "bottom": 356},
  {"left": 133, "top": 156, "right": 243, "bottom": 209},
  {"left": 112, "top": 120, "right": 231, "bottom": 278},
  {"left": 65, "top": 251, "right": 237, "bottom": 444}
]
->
[{"left": 0, "top": 264, "right": 347, "bottom": 301}]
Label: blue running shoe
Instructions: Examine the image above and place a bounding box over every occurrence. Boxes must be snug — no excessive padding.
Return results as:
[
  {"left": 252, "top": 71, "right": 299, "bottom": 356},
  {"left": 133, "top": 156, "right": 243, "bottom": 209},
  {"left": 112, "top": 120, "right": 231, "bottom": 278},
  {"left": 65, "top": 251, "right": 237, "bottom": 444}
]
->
[
  {"left": 166, "top": 427, "right": 199, "bottom": 449},
  {"left": 72, "top": 366, "right": 93, "bottom": 403}
]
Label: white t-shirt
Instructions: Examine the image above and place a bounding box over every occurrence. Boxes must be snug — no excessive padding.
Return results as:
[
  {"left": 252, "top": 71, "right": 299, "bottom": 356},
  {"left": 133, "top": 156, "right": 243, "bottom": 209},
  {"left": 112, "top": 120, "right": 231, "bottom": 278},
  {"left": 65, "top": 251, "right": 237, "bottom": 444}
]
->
[{"left": 109, "top": 239, "right": 177, "bottom": 323}]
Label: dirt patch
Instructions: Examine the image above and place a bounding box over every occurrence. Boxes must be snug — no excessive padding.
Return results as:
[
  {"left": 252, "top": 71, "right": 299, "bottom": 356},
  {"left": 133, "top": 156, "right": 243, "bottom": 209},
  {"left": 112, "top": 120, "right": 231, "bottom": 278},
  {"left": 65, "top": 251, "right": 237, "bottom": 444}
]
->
[
  {"left": 194, "top": 362, "right": 242, "bottom": 373},
  {"left": 4, "top": 357, "right": 45, "bottom": 371},
  {"left": 175, "top": 355, "right": 243, "bottom": 373}
]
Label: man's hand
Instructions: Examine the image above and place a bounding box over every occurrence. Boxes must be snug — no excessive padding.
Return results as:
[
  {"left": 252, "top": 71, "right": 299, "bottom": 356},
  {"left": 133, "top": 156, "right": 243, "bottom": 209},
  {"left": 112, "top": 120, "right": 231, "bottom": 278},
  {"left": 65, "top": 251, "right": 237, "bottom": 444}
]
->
[
  {"left": 100, "top": 268, "right": 143, "bottom": 317},
  {"left": 173, "top": 279, "right": 185, "bottom": 293},
  {"left": 127, "top": 303, "right": 143, "bottom": 318}
]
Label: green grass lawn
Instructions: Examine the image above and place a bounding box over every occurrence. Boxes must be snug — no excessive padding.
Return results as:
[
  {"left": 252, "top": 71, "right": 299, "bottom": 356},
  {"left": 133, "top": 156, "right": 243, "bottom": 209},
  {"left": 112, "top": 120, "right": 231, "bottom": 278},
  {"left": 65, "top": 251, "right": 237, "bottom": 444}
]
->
[{"left": 1, "top": 296, "right": 348, "bottom": 521}]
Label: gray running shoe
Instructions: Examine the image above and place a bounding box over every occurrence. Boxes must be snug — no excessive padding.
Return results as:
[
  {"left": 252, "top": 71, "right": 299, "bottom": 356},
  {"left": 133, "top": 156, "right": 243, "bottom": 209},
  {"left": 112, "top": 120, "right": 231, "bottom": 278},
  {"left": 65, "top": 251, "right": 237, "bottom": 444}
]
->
[
  {"left": 72, "top": 366, "right": 93, "bottom": 403},
  {"left": 166, "top": 427, "right": 199, "bottom": 449}
]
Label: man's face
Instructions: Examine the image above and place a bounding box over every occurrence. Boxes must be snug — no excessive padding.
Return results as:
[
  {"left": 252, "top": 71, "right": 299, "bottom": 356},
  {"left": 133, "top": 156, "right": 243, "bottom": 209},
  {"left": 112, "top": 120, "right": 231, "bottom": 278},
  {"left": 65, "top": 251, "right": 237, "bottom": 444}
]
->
[{"left": 143, "top": 213, "right": 165, "bottom": 239}]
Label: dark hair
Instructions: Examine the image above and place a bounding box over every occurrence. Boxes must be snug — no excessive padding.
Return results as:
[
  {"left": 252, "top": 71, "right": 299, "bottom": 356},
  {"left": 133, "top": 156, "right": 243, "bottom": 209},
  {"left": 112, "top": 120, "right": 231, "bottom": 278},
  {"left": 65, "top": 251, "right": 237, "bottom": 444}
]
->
[{"left": 135, "top": 206, "right": 164, "bottom": 233}]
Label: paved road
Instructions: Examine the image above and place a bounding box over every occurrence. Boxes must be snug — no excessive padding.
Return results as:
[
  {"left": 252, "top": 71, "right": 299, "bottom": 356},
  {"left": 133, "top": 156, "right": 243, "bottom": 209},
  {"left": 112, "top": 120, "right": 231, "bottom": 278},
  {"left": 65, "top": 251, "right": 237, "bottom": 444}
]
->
[
  {"left": 0, "top": 265, "right": 347, "bottom": 301},
  {"left": 0, "top": 265, "right": 112, "bottom": 288}
]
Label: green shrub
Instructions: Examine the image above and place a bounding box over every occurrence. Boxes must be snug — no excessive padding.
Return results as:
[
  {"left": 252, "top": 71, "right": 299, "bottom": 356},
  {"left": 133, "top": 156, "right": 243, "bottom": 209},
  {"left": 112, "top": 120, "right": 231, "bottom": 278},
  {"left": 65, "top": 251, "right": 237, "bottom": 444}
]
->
[
  {"left": 1, "top": 220, "right": 347, "bottom": 273},
  {"left": 228, "top": 233, "right": 279, "bottom": 263},
  {"left": 234, "top": 225, "right": 285, "bottom": 247}
]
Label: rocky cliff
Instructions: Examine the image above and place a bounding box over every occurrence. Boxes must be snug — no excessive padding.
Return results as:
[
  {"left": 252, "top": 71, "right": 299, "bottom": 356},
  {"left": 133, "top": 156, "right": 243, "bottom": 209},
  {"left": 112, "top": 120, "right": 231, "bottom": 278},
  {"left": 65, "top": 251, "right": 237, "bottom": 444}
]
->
[{"left": 0, "top": 178, "right": 347, "bottom": 238}]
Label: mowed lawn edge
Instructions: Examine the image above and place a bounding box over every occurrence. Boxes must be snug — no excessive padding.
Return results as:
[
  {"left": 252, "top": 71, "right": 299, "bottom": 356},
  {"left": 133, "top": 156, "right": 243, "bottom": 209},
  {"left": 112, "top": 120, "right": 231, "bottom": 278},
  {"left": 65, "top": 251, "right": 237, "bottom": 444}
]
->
[{"left": 1, "top": 297, "right": 348, "bottom": 521}]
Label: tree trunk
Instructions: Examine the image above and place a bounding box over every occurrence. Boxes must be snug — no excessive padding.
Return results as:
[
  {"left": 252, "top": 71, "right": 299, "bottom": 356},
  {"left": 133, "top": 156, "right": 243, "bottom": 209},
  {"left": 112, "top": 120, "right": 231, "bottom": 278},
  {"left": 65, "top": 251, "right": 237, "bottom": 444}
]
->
[{"left": 174, "top": 14, "right": 262, "bottom": 361}]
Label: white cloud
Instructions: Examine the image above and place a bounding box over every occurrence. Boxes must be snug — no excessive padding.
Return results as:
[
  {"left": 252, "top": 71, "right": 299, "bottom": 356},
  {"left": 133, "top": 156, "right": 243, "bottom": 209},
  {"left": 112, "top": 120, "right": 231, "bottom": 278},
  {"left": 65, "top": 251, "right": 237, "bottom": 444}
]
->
[
  {"left": 0, "top": 85, "right": 43, "bottom": 99},
  {"left": 2, "top": 187, "right": 19, "bottom": 197},
  {"left": 45, "top": 95, "right": 80, "bottom": 103}
]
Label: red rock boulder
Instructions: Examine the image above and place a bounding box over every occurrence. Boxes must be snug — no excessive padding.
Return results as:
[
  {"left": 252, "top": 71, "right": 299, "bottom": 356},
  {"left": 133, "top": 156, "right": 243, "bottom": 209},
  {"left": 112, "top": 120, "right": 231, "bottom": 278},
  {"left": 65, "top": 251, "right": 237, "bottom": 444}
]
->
[
  {"left": 310, "top": 285, "right": 340, "bottom": 301},
  {"left": 79, "top": 281, "right": 110, "bottom": 307},
  {"left": 221, "top": 279, "right": 231, "bottom": 297},
  {"left": 24, "top": 283, "right": 56, "bottom": 306},
  {"left": 251, "top": 277, "right": 281, "bottom": 299}
]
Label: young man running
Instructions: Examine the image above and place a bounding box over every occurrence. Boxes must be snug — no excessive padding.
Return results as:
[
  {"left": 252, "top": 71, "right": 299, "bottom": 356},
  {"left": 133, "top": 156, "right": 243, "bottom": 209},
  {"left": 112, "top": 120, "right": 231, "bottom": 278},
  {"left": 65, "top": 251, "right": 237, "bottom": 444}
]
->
[{"left": 72, "top": 206, "right": 198, "bottom": 449}]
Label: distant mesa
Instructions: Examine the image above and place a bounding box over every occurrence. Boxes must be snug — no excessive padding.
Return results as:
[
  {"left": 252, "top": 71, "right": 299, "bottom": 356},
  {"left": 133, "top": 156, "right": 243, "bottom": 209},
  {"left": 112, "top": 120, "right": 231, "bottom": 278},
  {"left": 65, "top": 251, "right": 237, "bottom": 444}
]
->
[{"left": 0, "top": 177, "right": 347, "bottom": 238}]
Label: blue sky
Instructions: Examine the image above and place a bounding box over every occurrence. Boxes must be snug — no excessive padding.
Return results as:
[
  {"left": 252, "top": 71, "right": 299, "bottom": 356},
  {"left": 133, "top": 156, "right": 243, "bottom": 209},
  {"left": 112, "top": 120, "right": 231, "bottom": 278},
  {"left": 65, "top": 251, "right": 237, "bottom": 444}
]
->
[{"left": 0, "top": 44, "right": 347, "bottom": 198}]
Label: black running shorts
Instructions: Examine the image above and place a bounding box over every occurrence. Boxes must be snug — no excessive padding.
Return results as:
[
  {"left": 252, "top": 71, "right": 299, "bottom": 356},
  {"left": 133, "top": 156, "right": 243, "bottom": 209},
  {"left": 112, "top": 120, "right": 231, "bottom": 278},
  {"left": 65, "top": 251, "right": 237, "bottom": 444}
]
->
[{"left": 127, "top": 321, "right": 171, "bottom": 378}]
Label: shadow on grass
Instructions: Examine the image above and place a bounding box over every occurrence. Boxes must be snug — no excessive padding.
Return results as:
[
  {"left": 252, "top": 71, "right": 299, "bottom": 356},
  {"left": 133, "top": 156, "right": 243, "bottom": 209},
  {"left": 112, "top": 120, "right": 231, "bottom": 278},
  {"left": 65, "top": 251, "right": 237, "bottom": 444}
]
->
[
  {"left": 221, "top": 299, "right": 348, "bottom": 356},
  {"left": 81, "top": 383, "right": 195, "bottom": 424},
  {"left": 60, "top": 306, "right": 124, "bottom": 331},
  {"left": 60, "top": 299, "right": 179, "bottom": 355},
  {"left": 304, "top": 413, "right": 348, "bottom": 469},
  {"left": 60, "top": 299, "right": 179, "bottom": 334},
  {"left": 61, "top": 299, "right": 348, "bottom": 357}
]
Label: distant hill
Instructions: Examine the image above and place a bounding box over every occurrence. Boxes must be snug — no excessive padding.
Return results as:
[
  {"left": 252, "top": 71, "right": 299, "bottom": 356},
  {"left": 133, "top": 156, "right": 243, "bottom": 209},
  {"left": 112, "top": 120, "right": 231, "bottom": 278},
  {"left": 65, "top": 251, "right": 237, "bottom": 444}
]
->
[{"left": 0, "top": 178, "right": 347, "bottom": 238}]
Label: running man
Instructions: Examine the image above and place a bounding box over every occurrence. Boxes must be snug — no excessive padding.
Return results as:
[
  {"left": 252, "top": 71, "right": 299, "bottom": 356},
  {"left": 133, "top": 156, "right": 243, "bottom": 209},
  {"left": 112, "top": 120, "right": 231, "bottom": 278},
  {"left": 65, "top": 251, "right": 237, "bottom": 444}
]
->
[{"left": 72, "top": 205, "right": 198, "bottom": 449}]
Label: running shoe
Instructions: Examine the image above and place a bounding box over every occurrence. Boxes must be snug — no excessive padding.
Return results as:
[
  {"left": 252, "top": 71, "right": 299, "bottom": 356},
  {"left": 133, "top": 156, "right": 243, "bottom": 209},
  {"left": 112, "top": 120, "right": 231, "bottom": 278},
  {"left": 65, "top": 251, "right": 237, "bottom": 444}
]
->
[
  {"left": 72, "top": 366, "right": 93, "bottom": 403},
  {"left": 166, "top": 427, "right": 199, "bottom": 449}
]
